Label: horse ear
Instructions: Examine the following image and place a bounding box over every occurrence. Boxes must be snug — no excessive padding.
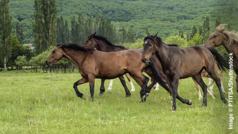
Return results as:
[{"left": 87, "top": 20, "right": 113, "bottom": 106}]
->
[
  {"left": 147, "top": 32, "right": 150, "bottom": 36},
  {"left": 216, "top": 24, "right": 226, "bottom": 33},
  {"left": 154, "top": 32, "right": 158, "bottom": 37},
  {"left": 93, "top": 32, "right": 96, "bottom": 36}
]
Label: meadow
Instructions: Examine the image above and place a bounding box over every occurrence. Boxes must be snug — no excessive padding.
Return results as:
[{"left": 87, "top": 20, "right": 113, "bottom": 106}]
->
[{"left": 0, "top": 71, "right": 237, "bottom": 134}]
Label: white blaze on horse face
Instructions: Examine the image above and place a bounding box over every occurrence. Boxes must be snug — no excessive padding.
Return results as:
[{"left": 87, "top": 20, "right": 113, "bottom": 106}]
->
[{"left": 144, "top": 40, "right": 149, "bottom": 44}]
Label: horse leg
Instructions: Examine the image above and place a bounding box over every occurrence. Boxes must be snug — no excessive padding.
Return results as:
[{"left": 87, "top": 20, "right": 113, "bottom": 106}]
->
[
  {"left": 125, "top": 73, "right": 135, "bottom": 91},
  {"left": 192, "top": 75, "right": 207, "bottom": 107},
  {"left": 129, "top": 73, "right": 149, "bottom": 101},
  {"left": 207, "top": 80, "right": 216, "bottom": 99},
  {"left": 220, "top": 77, "right": 225, "bottom": 93},
  {"left": 73, "top": 77, "right": 88, "bottom": 99},
  {"left": 88, "top": 75, "right": 95, "bottom": 101},
  {"left": 171, "top": 76, "right": 179, "bottom": 111},
  {"left": 119, "top": 75, "right": 131, "bottom": 97},
  {"left": 108, "top": 80, "right": 113, "bottom": 91},
  {"left": 154, "top": 83, "right": 160, "bottom": 90},
  {"left": 236, "top": 75, "right": 238, "bottom": 92},
  {"left": 208, "top": 71, "right": 227, "bottom": 103},
  {"left": 192, "top": 77, "right": 202, "bottom": 100},
  {"left": 99, "top": 79, "right": 106, "bottom": 96},
  {"left": 145, "top": 68, "right": 172, "bottom": 95}
]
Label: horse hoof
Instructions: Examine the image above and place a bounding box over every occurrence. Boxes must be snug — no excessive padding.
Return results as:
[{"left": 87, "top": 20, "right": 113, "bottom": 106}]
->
[
  {"left": 141, "top": 95, "right": 147, "bottom": 102},
  {"left": 81, "top": 95, "right": 86, "bottom": 100},
  {"left": 126, "top": 94, "right": 131, "bottom": 97},
  {"left": 223, "top": 99, "right": 228, "bottom": 104},
  {"left": 172, "top": 106, "right": 176, "bottom": 111},
  {"left": 188, "top": 100, "right": 192, "bottom": 105},
  {"left": 99, "top": 91, "right": 104, "bottom": 96},
  {"left": 201, "top": 103, "right": 207, "bottom": 107},
  {"left": 91, "top": 97, "right": 94, "bottom": 101}
]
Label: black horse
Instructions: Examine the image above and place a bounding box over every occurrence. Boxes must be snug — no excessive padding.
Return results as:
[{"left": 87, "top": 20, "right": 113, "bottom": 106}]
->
[{"left": 142, "top": 34, "right": 228, "bottom": 110}]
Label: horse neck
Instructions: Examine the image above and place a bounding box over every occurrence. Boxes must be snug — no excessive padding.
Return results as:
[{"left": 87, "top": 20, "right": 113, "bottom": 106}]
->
[
  {"left": 62, "top": 49, "right": 88, "bottom": 68},
  {"left": 96, "top": 39, "right": 125, "bottom": 52},
  {"left": 155, "top": 42, "right": 170, "bottom": 63},
  {"left": 223, "top": 41, "right": 238, "bottom": 59}
]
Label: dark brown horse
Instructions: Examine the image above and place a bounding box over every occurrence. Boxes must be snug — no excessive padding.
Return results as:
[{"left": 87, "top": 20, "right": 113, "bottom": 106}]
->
[
  {"left": 46, "top": 44, "right": 167, "bottom": 101},
  {"left": 82, "top": 33, "right": 196, "bottom": 104},
  {"left": 142, "top": 34, "right": 228, "bottom": 110},
  {"left": 205, "top": 24, "right": 238, "bottom": 92}
]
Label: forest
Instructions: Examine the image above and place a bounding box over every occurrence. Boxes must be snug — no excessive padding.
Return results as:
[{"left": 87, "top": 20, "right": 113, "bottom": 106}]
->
[
  {"left": 0, "top": 0, "right": 238, "bottom": 70},
  {"left": 9, "top": 0, "right": 238, "bottom": 43}
]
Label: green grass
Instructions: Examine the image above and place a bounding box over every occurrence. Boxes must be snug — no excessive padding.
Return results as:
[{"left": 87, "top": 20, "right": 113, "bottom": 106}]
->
[{"left": 0, "top": 71, "right": 237, "bottom": 134}]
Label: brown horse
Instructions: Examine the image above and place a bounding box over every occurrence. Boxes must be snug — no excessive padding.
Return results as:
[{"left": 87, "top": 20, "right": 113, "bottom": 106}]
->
[
  {"left": 46, "top": 44, "right": 167, "bottom": 101},
  {"left": 82, "top": 33, "right": 134, "bottom": 97},
  {"left": 142, "top": 34, "right": 228, "bottom": 110},
  {"left": 205, "top": 24, "right": 238, "bottom": 92}
]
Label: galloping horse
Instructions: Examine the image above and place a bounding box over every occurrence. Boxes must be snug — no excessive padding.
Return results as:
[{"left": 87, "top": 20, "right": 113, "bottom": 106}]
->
[
  {"left": 142, "top": 34, "right": 228, "bottom": 110},
  {"left": 205, "top": 24, "right": 238, "bottom": 92},
  {"left": 46, "top": 44, "right": 167, "bottom": 101},
  {"left": 82, "top": 33, "right": 135, "bottom": 97}
]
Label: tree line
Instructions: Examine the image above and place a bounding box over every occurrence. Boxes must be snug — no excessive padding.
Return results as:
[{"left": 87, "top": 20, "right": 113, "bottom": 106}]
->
[
  {"left": 0, "top": 0, "right": 229, "bottom": 71},
  {"left": 0, "top": 0, "right": 136, "bottom": 71}
]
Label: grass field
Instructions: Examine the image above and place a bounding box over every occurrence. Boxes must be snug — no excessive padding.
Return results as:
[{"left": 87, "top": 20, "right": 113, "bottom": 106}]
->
[{"left": 0, "top": 71, "right": 237, "bottom": 134}]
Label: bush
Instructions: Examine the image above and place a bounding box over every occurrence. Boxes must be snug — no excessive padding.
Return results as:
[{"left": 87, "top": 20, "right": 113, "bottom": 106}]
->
[{"left": 15, "top": 55, "right": 27, "bottom": 69}]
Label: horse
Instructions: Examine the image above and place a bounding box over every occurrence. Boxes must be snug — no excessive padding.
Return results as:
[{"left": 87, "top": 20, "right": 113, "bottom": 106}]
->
[
  {"left": 205, "top": 24, "right": 238, "bottom": 92},
  {"left": 46, "top": 44, "right": 168, "bottom": 101},
  {"left": 141, "top": 34, "right": 228, "bottom": 110},
  {"left": 82, "top": 33, "right": 194, "bottom": 104},
  {"left": 82, "top": 33, "right": 135, "bottom": 97},
  {"left": 166, "top": 44, "right": 224, "bottom": 100}
]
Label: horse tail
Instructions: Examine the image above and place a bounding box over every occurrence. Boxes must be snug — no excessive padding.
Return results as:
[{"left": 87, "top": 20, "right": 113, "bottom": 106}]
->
[
  {"left": 207, "top": 47, "right": 229, "bottom": 71},
  {"left": 149, "top": 60, "right": 170, "bottom": 93}
]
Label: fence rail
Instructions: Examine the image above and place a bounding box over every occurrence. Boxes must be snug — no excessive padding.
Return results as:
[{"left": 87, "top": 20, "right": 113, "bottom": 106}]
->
[{"left": 0, "top": 65, "right": 76, "bottom": 73}]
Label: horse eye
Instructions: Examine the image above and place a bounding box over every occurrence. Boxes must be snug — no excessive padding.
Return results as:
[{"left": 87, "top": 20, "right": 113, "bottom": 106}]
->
[
  {"left": 52, "top": 50, "right": 55, "bottom": 54},
  {"left": 213, "top": 35, "right": 217, "bottom": 38}
]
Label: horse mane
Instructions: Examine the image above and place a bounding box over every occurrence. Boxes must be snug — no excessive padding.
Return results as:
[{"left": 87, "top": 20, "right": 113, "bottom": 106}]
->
[
  {"left": 58, "top": 43, "right": 94, "bottom": 52},
  {"left": 168, "top": 44, "right": 179, "bottom": 47},
  {"left": 216, "top": 24, "right": 238, "bottom": 45},
  {"left": 144, "top": 35, "right": 164, "bottom": 46},
  {"left": 93, "top": 35, "right": 125, "bottom": 49}
]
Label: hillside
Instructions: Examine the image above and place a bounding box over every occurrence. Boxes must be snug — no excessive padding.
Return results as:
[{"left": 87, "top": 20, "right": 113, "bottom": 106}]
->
[{"left": 9, "top": 0, "right": 238, "bottom": 43}]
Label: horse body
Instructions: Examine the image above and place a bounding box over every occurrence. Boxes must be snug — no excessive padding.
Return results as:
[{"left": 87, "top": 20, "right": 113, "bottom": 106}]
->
[{"left": 142, "top": 35, "right": 227, "bottom": 110}]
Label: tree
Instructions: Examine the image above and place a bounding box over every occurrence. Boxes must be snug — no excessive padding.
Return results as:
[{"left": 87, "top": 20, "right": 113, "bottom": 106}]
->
[
  {"left": 202, "top": 16, "right": 210, "bottom": 42},
  {"left": 15, "top": 55, "right": 27, "bottom": 70},
  {"left": 164, "top": 35, "right": 188, "bottom": 47},
  {"left": 127, "top": 27, "right": 135, "bottom": 43},
  {"left": 121, "top": 27, "right": 127, "bottom": 43},
  {"left": 188, "top": 32, "right": 203, "bottom": 46},
  {"left": 33, "top": 0, "right": 57, "bottom": 54},
  {"left": 0, "top": 0, "right": 12, "bottom": 70},
  {"left": 16, "top": 21, "right": 24, "bottom": 44},
  {"left": 190, "top": 25, "right": 197, "bottom": 39},
  {"left": 8, "top": 36, "right": 33, "bottom": 66},
  {"left": 64, "top": 20, "right": 70, "bottom": 43},
  {"left": 70, "top": 16, "right": 80, "bottom": 43},
  {"left": 215, "top": 17, "right": 221, "bottom": 27}
]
